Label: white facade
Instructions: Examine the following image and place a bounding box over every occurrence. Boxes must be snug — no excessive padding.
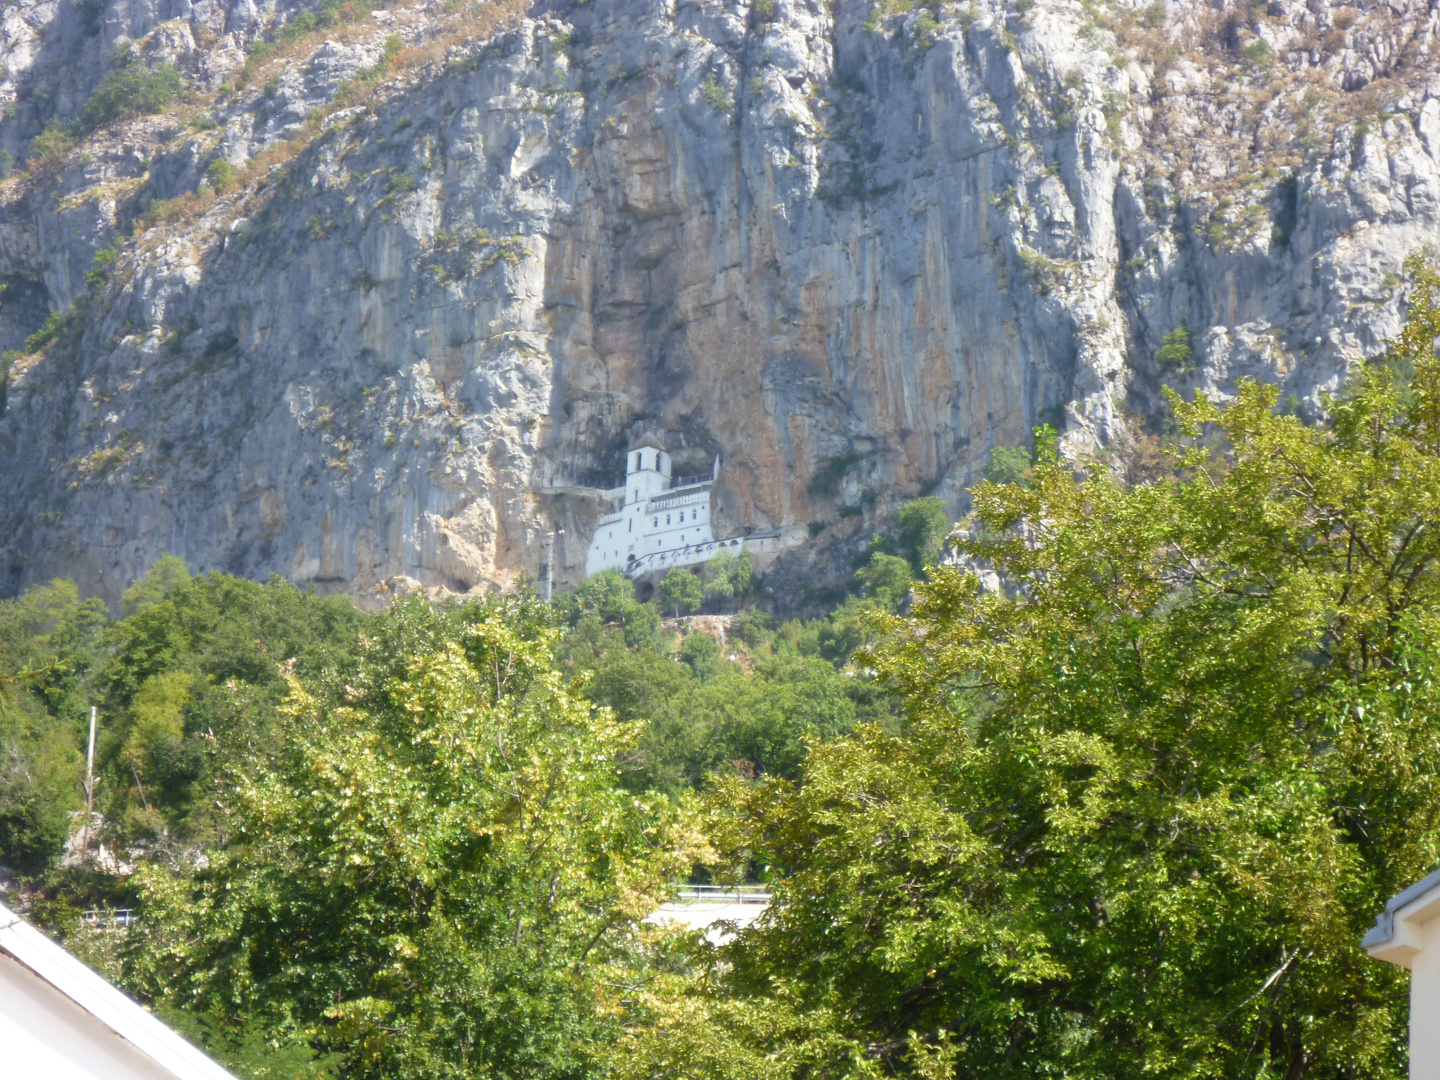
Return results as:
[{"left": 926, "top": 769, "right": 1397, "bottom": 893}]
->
[
  {"left": 585, "top": 437, "right": 748, "bottom": 579},
  {"left": 0, "top": 902, "right": 237, "bottom": 1080},
  {"left": 1364, "top": 868, "right": 1440, "bottom": 1079}
]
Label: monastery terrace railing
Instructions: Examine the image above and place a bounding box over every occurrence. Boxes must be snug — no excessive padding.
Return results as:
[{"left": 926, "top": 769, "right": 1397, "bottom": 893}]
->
[
  {"left": 649, "top": 491, "right": 709, "bottom": 511},
  {"left": 669, "top": 475, "right": 714, "bottom": 490},
  {"left": 82, "top": 908, "right": 135, "bottom": 928},
  {"left": 672, "top": 885, "right": 772, "bottom": 904}
]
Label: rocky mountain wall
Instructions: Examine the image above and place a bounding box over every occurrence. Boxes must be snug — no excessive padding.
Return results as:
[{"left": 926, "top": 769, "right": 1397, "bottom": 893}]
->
[{"left": 1, "top": 0, "right": 1439, "bottom": 606}]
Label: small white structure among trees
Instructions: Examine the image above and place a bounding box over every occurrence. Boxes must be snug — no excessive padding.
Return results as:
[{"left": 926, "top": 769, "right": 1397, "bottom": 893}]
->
[
  {"left": 1364, "top": 869, "right": 1440, "bottom": 1079},
  {"left": 584, "top": 434, "right": 754, "bottom": 579},
  {"left": 0, "top": 901, "right": 236, "bottom": 1080}
]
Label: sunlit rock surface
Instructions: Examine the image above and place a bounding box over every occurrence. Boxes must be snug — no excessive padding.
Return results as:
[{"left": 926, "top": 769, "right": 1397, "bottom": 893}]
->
[{"left": 2, "top": 0, "right": 1439, "bottom": 604}]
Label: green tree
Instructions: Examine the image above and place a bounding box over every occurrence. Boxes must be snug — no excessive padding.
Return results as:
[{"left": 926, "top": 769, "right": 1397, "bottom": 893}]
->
[
  {"left": 623, "top": 258, "right": 1440, "bottom": 1080},
  {"left": 658, "top": 568, "right": 704, "bottom": 618},
  {"left": 851, "top": 552, "right": 913, "bottom": 610},
  {"left": 982, "top": 425, "right": 1059, "bottom": 490},
  {"left": 575, "top": 569, "right": 660, "bottom": 640},
  {"left": 120, "top": 553, "right": 191, "bottom": 616},
  {"left": 679, "top": 631, "right": 722, "bottom": 678},
  {"left": 704, "top": 549, "right": 756, "bottom": 604},
  {"left": 894, "top": 496, "right": 949, "bottom": 572},
  {"left": 124, "top": 594, "right": 699, "bottom": 1079},
  {"left": 93, "top": 567, "right": 363, "bottom": 842},
  {"left": 576, "top": 568, "right": 634, "bottom": 616},
  {"left": 114, "top": 671, "right": 194, "bottom": 821},
  {"left": 0, "top": 580, "right": 102, "bottom": 871},
  {"left": 982, "top": 443, "right": 1030, "bottom": 486}
]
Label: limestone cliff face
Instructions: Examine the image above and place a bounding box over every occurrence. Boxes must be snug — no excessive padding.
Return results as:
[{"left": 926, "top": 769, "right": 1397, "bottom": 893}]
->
[{"left": 1, "top": 0, "right": 1438, "bottom": 604}]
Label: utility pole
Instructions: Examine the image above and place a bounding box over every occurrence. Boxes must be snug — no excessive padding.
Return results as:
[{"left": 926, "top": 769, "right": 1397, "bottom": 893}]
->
[
  {"left": 545, "top": 529, "right": 564, "bottom": 601},
  {"left": 82, "top": 706, "right": 97, "bottom": 854}
]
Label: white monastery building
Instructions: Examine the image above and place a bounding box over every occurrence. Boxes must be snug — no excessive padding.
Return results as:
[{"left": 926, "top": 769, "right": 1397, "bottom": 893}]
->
[{"left": 585, "top": 434, "right": 766, "bottom": 579}]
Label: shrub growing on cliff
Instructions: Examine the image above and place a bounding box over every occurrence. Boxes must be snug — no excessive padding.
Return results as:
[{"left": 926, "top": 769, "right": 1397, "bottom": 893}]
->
[
  {"left": 79, "top": 58, "right": 182, "bottom": 132},
  {"left": 25, "top": 122, "right": 73, "bottom": 177},
  {"left": 1156, "top": 323, "right": 1194, "bottom": 373},
  {"left": 204, "top": 158, "right": 236, "bottom": 192},
  {"left": 701, "top": 73, "right": 733, "bottom": 113},
  {"left": 806, "top": 450, "right": 863, "bottom": 497},
  {"left": 23, "top": 310, "right": 65, "bottom": 353}
]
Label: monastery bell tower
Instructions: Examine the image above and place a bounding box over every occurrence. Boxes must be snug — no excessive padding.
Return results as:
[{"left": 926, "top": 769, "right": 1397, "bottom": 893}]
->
[{"left": 627, "top": 433, "right": 671, "bottom": 504}]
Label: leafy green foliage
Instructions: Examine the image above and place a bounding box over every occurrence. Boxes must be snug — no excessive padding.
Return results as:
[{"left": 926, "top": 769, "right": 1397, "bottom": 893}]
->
[
  {"left": 702, "top": 549, "right": 755, "bottom": 604},
  {"left": 1242, "top": 38, "right": 1274, "bottom": 72},
  {"left": 275, "top": 0, "right": 376, "bottom": 44},
  {"left": 565, "top": 594, "right": 891, "bottom": 796},
  {"left": 982, "top": 442, "right": 1030, "bottom": 485},
  {"left": 123, "top": 594, "right": 698, "bottom": 1079},
  {"left": 701, "top": 72, "right": 733, "bottom": 112},
  {"left": 84, "top": 244, "right": 119, "bottom": 291},
  {"left": 1156, "top": 324, "right": 1194, "bottom": 372},
  {"left": 894, "top": 496, "right": 949, "bottom": 572},
  {"left": 678, "top": 631, "right": 721, "bottom": 678},
  {"left": 850, "top": 552, "right": 913, "bottom": 610},
  {"left": 657, "top": 568, "right": 703, "bottom": 618},
  {"left": 982, "top": 424, "right": 1060, "bottom": 489},
  {"left": 0, "top": 580, "right": 100, "bottom": 871},
  {"left": 204, "top": 158, "right": 237, "bottom": 192},
  {"left": 0, "top": 559, "right": 364, "bottom": 862},
  {"left": 384, "top": 171, "right": 418, "bottom": 196},
  {"left": 94, "top": 568, "right": 363, "bottom": 838},
  {"left": 573, "top": 570, "right": 663, "bottom": 648},
  {"left": 22, "top": 309, "right": 65, "bottom": 353},
  {"left": 26, "top": 122, "right": 74, "bottom": 177},
  {"left": 120, "top": 553, "right": 190, "bottom": 616},
  {"left": 806, "top": 451, "right": 862, "bottom": 497},
  {"left": 621, "top": 257, "right": 1440, "bottom": 1080},
  {"left": 79, "top": 59, "right": 182, "bottom": 132}
]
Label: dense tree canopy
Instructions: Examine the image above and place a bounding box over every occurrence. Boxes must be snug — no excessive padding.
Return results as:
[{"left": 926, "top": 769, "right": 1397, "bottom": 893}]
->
[
  {"left": 615, "top": 259, "right": 1440, "bottom": 1080},
  {"left": 123, "top": 594, "right": 703, "bottom": 1079},
  {"left": 14, "top": 264, "right": 1440, "bottom": 1079}
]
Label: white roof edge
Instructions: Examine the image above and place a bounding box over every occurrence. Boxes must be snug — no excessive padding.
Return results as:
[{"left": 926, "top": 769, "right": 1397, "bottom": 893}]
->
[
  {"left": 0, "top": 902, "right": 238, "bottom": 1080},
  {"left": 1362, "top": 866, "right": 1440, "bottom": 949}
]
